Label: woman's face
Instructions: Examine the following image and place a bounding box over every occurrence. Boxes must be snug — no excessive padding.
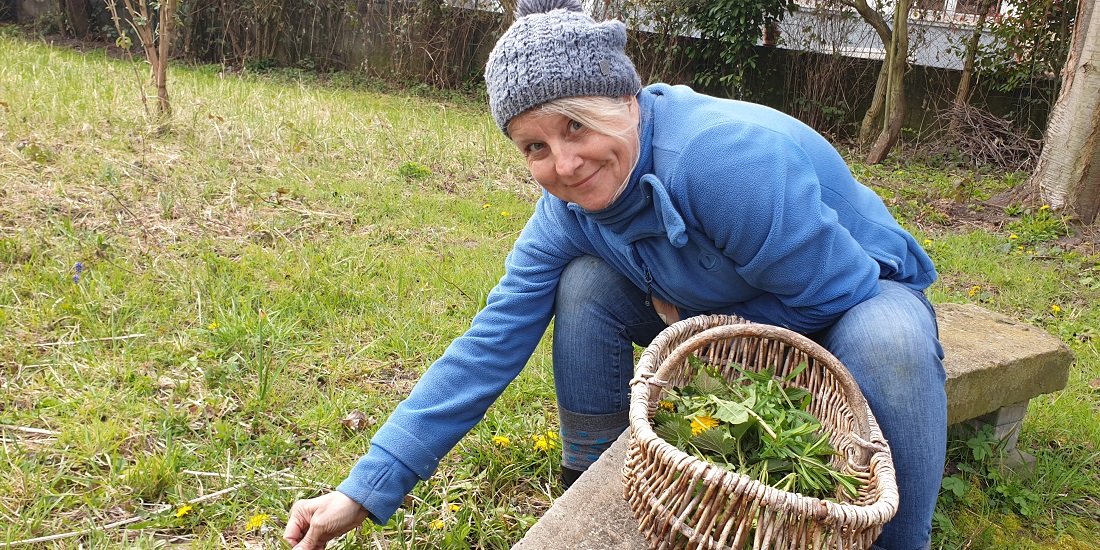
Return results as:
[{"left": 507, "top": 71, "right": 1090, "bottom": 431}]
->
[{"left": 508, "top": 100, "right": 639, "bottom": 211}]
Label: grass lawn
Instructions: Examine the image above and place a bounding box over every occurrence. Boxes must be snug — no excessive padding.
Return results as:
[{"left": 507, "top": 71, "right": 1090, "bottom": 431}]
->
[{"left": 1, "top": 29, "right": 1098, "bottom": 549}]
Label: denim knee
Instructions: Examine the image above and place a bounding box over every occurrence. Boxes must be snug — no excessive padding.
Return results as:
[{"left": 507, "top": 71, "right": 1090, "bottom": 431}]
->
[
  {"left": 556, "top": 255, "right": 611, "bottom": 317},
  {"left": 552, "top": 256, "right": 665, "bottom": 415}
]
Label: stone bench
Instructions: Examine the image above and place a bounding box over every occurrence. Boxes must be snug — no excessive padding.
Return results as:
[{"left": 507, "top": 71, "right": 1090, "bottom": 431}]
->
[{"left": 512, "top": 303, "right": 1075, "bottom": 550}]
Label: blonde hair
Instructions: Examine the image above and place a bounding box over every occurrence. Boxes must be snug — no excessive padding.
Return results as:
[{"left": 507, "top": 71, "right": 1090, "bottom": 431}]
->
[{"left": 527, "top": 95, "right": 638, "bottom": 141}]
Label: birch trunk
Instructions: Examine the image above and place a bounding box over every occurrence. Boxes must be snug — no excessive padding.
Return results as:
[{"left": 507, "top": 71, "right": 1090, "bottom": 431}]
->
[{"left": 1031, "top": 0, "right": 1100, "bottom": 224}]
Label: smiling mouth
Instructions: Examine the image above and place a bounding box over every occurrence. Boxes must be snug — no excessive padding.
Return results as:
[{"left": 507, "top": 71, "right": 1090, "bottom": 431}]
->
[{"left": 570, "top": 168, "right": 599, "bottom": 188}]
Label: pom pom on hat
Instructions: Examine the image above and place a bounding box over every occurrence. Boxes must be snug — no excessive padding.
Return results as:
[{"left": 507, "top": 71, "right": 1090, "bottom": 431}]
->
[
  {"left": 515, "top": 0, "right": 582, "bottom": 17},
  {"left": 485, "top": 0, "right": 641, "bottom": 135}
]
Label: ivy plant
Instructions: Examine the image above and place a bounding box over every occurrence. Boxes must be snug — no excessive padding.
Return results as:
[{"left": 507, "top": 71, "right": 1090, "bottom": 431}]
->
[{"left": 680, "top": 0, "right": 798, "bottom": 96}]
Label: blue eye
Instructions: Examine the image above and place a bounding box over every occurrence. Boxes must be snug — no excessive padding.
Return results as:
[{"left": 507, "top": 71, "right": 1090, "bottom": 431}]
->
[
  {"left": 569, "top": 120, "right": 583, "bottom": 132},
  {"left": 527, "top": 142, "right": 545, "bottom": 153}
]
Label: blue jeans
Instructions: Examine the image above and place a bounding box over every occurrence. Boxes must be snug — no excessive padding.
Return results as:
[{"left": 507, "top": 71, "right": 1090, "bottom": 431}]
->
[{"left": 552, "top": 255, "right": 945, "bottom": 550}]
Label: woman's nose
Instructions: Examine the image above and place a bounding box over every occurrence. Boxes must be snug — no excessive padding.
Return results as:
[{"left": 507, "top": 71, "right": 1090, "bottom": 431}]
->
[{"left": 554, "top": 144, "right": 583, "bottom": 176}]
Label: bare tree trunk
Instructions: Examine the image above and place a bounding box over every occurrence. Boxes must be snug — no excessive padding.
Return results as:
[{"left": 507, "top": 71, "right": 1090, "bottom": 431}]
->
[
  {"left": 860, "top": 61, "right": 888, "bottom": 144},
  {"left": 846, "top": 0, "right": 910, "bottom": 162},
  {"left": 864, "top": 0, "right": 911, "bottom": 164},
  {"left": 1031, "top": 0, "right": 1100, "bottom": 224},
  {"left": 107, "top": 0, "right": 178, "bottom": 120},
  {"left": 155, "top": 0, "right": 178, "bottom": 118},
  {"left": 847, "top": 0, "right": 891, "bottom": 144},
  {"left": 948, "top": 0, "right": 996, "bottom": 135}
]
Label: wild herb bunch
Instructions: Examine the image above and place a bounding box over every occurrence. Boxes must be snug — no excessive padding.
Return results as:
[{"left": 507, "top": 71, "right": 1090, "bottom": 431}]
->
[{"left": 652, "top": 357, "right": 861, "bottom": 500}]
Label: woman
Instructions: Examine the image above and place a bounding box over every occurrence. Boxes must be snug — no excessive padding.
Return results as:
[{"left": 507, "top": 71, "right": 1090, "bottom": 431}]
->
[{"left": 283, "top": 1, "right": 946, "bottom": 549}]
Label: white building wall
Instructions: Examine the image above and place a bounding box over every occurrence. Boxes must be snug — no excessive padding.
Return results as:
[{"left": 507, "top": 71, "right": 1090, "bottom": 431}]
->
[{"left": 776, "top": 0, "right": 1017, "bottom": 69}]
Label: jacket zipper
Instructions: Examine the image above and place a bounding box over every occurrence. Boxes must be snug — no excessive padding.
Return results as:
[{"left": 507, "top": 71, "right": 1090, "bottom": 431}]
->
[
  {"left": 643, "top": 266, "right": 653, "bottom": 308},
  {"left": 633, "top": 244, "right": 654, "bottom": 308}
]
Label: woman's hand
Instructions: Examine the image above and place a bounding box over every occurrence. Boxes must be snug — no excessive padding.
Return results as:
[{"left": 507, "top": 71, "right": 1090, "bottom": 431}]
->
[{"left": 283, "top": 491, "right": 370, "bottom": 550}]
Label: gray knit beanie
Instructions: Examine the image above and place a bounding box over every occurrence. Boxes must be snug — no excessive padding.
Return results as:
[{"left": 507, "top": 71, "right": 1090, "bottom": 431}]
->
[{"left": 485, "top": 0, "right": 642, "bottom": 136}]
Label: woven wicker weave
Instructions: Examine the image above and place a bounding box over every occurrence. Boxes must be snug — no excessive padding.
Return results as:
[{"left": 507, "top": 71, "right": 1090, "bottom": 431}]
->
[{"left": 623, "top": 315, "right": 899, "bottom": 550}]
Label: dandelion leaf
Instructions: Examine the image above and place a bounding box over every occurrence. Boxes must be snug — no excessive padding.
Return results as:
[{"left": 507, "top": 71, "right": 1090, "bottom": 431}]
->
[
  {"left": 711, "top": 396, "right": 751, "bottom": 425},
  {"left": 784, "top": 386, "right": 812, "bottom": 408}
]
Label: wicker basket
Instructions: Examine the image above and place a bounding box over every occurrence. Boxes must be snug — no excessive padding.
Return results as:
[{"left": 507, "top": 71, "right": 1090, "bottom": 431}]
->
[{"left": 623, "top": 315, "right": 898, "bottom": 550}]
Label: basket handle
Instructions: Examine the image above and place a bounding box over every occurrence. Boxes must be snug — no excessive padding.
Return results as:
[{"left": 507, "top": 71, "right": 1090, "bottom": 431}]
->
[{"left": 650, "top": 322, "right": 872, "bottom": 443}]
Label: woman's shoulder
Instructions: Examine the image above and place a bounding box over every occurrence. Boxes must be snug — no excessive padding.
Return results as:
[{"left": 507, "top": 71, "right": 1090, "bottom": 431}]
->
[
  {"left": 645, "top": 84, "right": 782, "bottom": 123},
  {"left": 642, "top": 84, "right": 834, "bottom": 169}
]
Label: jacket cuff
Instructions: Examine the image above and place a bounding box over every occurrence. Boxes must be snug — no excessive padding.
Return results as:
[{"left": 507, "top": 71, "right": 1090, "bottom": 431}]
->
[
  {"left": 335, "top": 446, "right": 421, "bottom": 525},
  {"left": 369, "top": 419, "right": 444, "bottom": 479}
]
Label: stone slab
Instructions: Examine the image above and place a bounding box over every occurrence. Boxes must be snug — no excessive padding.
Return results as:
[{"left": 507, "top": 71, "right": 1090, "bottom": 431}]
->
[
  {"left": 937, "top": 303, "right": 1073, "bottom": 425},
  {"left": 512, "top": 431, "right": 647, "bottom": 550},
  {"left": 512, "top": 304, "right": 1075, "bottom": 550}
]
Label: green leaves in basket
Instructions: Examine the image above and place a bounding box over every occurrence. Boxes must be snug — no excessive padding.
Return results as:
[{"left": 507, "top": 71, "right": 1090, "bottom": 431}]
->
[
  {"left": 651, "top": 357, "right": 862, "bottom": 500},
  {"left": 653, "top": 409, "right": 693, "bottom": 448},
  {"left": 691, "top": 425, "right": 740, "bottom": 460}
]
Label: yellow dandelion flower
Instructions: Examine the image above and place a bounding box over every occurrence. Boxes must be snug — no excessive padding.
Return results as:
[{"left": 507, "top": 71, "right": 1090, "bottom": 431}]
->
[
  {"left": 501, "top": 211, "right": 510, "bottom": 217},
  {"left": 430, "top": 519, "right": 445, "bottom": 530},
  {"left": 175, "top": 504, "right": 194, "bottom": 518},
  {"left": 968, "top": 285, "right": 980, "bottom": 297},
  {"left": 1040, "top": 204, "right": 1050, "bottom": 211},
  {"left": 483, "top": 203, "right": 491, "bottom": 208},
  {"left": 658, "top": 400, "right": 675, "bottom": 411},
  {"left": 491, "top": 435, "right": 511, "bottom": 448},
  {"left": 208, "top": 321, "right": 219, "bottom": 330},
  {"left": 1009, "top": 234, "right": 1018, "bottom": 240},
  {"left": 245, "top": 513, "right": 269, "bottom": 530},
  {"left": 690, "top": 415, "right": 719, "bottom": 435},
  {"left": 546, "top": 430, "right": 559, "bottom": 441},
  {"left": 1018, "top": 246, "right": 1025, "bottom": 250},
  {"left": 534, "top": 435, "right": 550, "bottom": 451},
  {"left": 923, "top": 239, "right": 932, "bottom": 246},
  {"left": 448, "top": 504, "right": 461, "bottom": 512},
  {"left": 1051, "top": 304, "right": 1061, "bottom": 313}
]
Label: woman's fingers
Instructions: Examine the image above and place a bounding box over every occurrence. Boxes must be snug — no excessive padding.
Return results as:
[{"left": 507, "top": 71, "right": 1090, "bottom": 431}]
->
[{"left": 283, "top": 492, "right": 369, "bottom": 550}]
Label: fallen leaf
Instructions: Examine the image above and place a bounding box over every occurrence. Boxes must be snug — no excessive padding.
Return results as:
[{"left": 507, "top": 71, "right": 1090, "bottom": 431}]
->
[
  {"left": 340, "top": 409, "right": 374, "bottom": 431},
  {"left": 1089, "top": 378, "right": 1100, "bottom": 390},
  {"left": 187, "top": 402, "right": 219, "bottom": 419}
]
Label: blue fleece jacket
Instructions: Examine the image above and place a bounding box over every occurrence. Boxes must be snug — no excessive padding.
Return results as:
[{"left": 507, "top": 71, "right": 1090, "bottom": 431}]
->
[{"left": 335, "top": 83, "right": 937, "bottom": 523}]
